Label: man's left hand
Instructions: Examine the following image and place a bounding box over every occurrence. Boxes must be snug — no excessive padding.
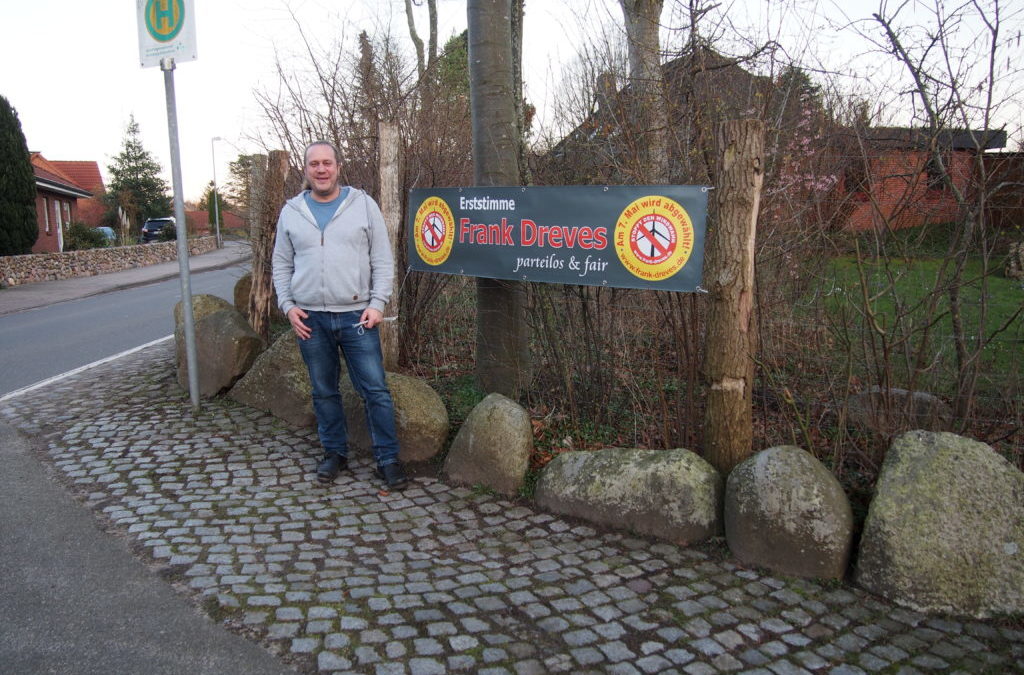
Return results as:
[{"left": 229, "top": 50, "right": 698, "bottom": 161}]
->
[{"left": 360, "top": 307, "right": 383, "bottom": 329}]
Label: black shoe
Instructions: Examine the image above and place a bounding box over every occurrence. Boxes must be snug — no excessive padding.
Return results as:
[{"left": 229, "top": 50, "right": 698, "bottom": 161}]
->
[
  {"left": 374, "top": 462, "right": 409, "bottom": 491},
  {"left": 316, "top": 454, "right": 347, "bottom": 483}
]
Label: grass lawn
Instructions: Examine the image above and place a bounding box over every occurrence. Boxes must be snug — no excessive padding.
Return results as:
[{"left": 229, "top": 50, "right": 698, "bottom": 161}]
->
[{"left": 822, "top": 254, "right": 1023, "bottom": 398}]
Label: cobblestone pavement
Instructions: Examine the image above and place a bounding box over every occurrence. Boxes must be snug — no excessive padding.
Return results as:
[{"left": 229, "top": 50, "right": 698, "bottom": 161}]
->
[{"left": 2, "top": 342, "right": 1021, "bottom": 675}]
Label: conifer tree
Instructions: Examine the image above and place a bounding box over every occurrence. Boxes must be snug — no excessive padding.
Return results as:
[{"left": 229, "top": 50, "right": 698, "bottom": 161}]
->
[
  {"left": 226, "top": 154, "right": 260, "bottom": 218},
  {"left": 200, "top": 181, "right": 231, "bottom": 223},
  {"left": 106, "top": 115, "right": 171, "bottom": 237},
  {"left": 0, "top": 94, "right": 38, "bottom": 255}
]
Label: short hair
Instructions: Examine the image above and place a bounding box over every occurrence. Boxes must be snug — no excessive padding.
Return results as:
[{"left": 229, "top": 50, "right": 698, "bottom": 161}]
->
[{"left": 303, "top": 140, "right": 341, "bottom": 165}]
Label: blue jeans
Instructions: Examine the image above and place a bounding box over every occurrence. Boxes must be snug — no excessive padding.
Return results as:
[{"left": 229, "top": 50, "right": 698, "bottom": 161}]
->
[{"left": 296, "top": 310, "right": 400, "bottom": 467}]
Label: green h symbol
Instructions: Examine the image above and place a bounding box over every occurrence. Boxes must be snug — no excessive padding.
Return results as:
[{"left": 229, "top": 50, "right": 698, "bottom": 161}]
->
[
  {"left": 154, "top": 0, "right": 174, "bottom": 32},
  {"left": 146, "top": 0, "right": 183, "bottom": 41}
]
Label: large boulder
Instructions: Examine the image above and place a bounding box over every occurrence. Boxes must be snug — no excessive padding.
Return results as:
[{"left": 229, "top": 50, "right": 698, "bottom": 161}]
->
[
  {"left": 535, "top": 448, "right": 722, "bottom": 545},
  {"left": 227, "top": 331, "right": 313, "bottom": 427},
  {"left": 443, "top": 393, "right": 532, "bottom": 496},
  {"left": 725, "top": 446, "right": 853, "bottom": 579},
  {"left": 856, "top": 430, "right": 1024, "bottom": 618},
  {"left": 846, "top": 386, "right": 953, "bottom": 436},
  {"left": 232, "top": 272, "right": 286, "bottom": 323},
  {"left": 174, "top": 294, "right": 265, "bottom": 398},
  {"left": 228, "top": 331, "right": 448, "bottom": 464},
  {"left": 340, "top": 373, "right": 449, "bottom": 464}
]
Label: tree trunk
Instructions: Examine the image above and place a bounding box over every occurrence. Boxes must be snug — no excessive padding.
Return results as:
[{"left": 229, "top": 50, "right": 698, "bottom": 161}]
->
[
  {"left": 511, "top": 0, "right": 531, "bottom": 185},
  {"left": 426, "top": 0, "right": 438, "bottom": 72},
  {"left": 468, "top": 0, "right": 531, "bottom": 397},
  {"left": 619, "top": 0, "right": 668, "bottom": 183},
  {"left": 249, "top": 150, "right": 288, "bottom": 342},
  {"left": 404, "top": 0, "right": 426, "bottom": 79},
  {"left": 404, "top": 0, "right": 438, "bottom": 80},
  {"left": 378, "top": 122, "right": 402, "bottom": 371},
  {"left": 247, "top": 154, "right": 267, "bottom": 250},
  {"left": 703, "top": 120, "right": 764, "bottom": 475}
]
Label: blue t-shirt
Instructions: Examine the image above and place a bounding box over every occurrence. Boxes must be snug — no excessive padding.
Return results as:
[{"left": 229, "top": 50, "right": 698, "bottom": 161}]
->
[{"left": 305, "top": 187, "right": 349, "bottom": 231}]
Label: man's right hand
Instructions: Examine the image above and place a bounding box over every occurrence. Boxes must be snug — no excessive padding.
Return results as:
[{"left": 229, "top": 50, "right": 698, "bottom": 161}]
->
[{"left": 287, "top": 307, "right": 311, "bottom": 340}]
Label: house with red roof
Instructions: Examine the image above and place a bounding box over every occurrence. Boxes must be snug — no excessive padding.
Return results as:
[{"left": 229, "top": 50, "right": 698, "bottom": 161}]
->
[
  {"left": 30, "top": 153, "right": 93, "bottom": 253},
  {"left": 50, "top": 160, "right": 107, "bottom": 228}
]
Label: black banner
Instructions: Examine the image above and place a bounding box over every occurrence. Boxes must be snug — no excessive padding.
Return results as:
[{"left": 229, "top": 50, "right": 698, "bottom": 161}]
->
[{"left": 407, "top": 185, "right": 709, "bottom": 292}]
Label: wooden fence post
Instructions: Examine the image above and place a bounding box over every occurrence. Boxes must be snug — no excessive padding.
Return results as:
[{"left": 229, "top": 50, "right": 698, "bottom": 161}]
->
[
  {"left": 703, "top": 119, "right": 765, "bottom": 476},
  {"left": 248, "top": 150, "right": 288, "bottom": 342},
  {"left": 378, "top": 122, "right": 402, "bottom": 371}
]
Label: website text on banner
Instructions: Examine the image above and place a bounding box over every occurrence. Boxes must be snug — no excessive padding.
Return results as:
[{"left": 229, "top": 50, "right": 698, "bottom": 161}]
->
[{"left": 407, "top": 186, "right": 709, "bottom": 293}]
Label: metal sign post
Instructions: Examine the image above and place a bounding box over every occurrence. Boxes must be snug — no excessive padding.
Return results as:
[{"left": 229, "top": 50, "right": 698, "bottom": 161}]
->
[
  {"left": 162, "top": 57, "right": 200, "bottom": 411},
  {"left": 138, "top": 0, "right": 200, "bottom": 410}
]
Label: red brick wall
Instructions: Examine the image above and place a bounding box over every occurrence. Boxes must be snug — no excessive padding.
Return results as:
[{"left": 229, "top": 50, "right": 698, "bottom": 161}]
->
[
  {"left": 845, "top": 150, "right": 974, "bottom": 231},
  {"left": 32, "top": 190, "right": 80, "bottom": 253},
  {"left": 186, "top": 209, "right": 246, "bottom": 235}
]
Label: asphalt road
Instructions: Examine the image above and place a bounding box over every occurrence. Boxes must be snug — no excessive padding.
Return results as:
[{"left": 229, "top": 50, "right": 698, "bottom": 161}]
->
[{"left": 0, "top": 266, "right": 247, "bottom": 397}]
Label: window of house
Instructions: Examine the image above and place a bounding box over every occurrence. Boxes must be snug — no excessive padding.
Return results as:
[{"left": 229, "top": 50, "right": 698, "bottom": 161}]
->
[
  {"left": 44, "top": 198, "right": 51, "bottom": 234},
  {"left": 54, "top": 200, "right": 63, "bottom": 229},
  {"left": 63, "top": 201, "right": 71, "bottom": 223},
  {"left": 924, "top": 154, "right": 949, "bottom": 191},
  {"left": 845, "top": 159, "right": 870, "bottom": 201}
]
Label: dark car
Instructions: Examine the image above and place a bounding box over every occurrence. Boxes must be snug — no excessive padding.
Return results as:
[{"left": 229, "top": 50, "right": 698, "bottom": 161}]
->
[{"left": 141, "top": 217, "right": 175, "bottom": 243}]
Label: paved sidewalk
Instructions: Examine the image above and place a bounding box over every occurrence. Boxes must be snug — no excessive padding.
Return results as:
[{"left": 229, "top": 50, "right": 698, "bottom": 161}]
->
[
  {"left": 0, "top": 340, "right": 1020, "bottom": 674},
  {"left": 0, "top": 421, "right": 293, "bottom": 675},
  {"left": 0, "top": 240, "right": 251, "bottom": 317}
]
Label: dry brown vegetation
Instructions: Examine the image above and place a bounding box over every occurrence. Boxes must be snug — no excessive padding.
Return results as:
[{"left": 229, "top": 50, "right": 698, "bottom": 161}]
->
[{"left": 246, "top": 0, "right": 1023, "bottom": 497}]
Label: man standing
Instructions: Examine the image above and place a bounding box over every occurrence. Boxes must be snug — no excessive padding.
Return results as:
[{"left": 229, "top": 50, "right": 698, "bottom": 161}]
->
[{"left": 272, "top": 140, "right": 408, "bottom": 490}]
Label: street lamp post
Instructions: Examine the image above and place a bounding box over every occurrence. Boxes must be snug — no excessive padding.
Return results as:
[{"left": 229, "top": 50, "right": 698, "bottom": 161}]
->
[{"left": 211, "top": 136, "right": 223, "bottom": 248}]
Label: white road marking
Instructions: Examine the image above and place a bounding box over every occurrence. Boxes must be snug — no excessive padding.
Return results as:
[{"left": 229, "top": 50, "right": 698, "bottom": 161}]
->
[{"left": 0, "top": 335, "right": 173, "bottom": 402}]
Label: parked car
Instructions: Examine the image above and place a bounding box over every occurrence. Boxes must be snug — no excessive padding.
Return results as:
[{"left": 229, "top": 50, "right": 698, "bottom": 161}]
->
[
  {"left": 95, "top": 226, "right": 117, "bottom": 245},
  {"left": 141, "top": 217, "right": 175, "bottom": 243}
]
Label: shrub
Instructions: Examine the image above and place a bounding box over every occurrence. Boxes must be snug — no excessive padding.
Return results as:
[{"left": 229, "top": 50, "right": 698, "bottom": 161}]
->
[
  {"left": 64, "top": 222, "right": 108, "bottom": 251},
  {"left": 158, "top": 223, "right": 177, "bottom": 242}
]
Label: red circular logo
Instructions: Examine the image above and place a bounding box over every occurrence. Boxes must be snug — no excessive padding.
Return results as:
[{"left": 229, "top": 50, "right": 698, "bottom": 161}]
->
[
  {"left": 421, "top": 212, "right": 447, "bottom": 252},
  {"left": 628, "top": 213, "right": 677, "bottom": 265}
]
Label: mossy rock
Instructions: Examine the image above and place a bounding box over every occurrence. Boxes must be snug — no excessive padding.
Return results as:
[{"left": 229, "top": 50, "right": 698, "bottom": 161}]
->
[
  {"left": 536, "top": 447, "right": 722, "bottom": 545},
  {"left": 856, "top": 430, "right": 1024, "bottom": 618}
]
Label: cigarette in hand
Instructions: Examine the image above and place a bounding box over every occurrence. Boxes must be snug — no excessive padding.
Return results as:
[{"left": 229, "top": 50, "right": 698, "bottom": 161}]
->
[{"left": 352, "top": 316, "right": 398, "bottom": 328}]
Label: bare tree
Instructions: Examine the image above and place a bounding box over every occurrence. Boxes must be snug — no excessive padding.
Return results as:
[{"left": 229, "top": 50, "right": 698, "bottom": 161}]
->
[
  {"left": 619, "top": 0, "right": 668, "bottom": 183},
  {"left": 851, "top": 0, "right": 1024, "bottom": 423},
  {"left": 248, "top": 9, "right": 474, "bottom": 368}
]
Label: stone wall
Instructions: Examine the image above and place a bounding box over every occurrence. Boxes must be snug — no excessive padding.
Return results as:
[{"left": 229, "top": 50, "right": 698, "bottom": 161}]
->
[{"left": 0, "top": 236, "right": 218, "bottom": 287}]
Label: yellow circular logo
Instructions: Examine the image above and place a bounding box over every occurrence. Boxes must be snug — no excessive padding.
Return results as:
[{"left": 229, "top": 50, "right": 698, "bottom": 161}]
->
[
  {"left": 145, "top": 0, "right": 185, "bottom": 42},
  {"left": 614, "top": 196, "right": 695, "bottom": 281},
  {"left": 414, "top": 196, "right": 455, "bottom": 266}
]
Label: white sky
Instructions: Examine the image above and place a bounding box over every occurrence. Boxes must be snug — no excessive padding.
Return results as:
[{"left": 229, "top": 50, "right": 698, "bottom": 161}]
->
[
  {"left": 0, "top": 0, "right": 618, "bottom": 202},
  {"left": 2, "top": 1, "right": 1019, "bottom": 204}
]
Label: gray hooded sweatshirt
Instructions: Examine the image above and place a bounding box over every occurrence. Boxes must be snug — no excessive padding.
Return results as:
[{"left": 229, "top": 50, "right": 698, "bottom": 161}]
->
[{"left": 272, "top": 188, "right": 394, "bottom": 316}]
